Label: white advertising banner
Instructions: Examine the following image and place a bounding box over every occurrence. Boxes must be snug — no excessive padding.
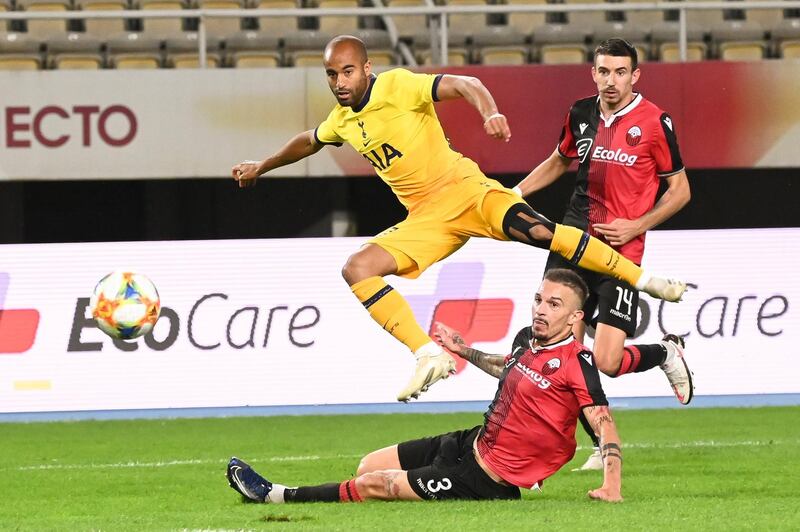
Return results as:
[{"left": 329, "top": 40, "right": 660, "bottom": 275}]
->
[
  {"left": 0, "top": 69, "right": 364, "bottom": 180},
  {"left": 0, "top": 228, "right": 797, "bottom": 414}
]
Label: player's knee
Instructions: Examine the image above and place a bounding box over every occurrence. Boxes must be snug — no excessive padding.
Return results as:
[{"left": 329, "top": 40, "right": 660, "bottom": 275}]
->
[
  {"left": 501, "top": 203, "right": 556, "bottom": 249},
  {"left": 596, "top": 355, "right": 621, "bottom": 377},
  {"left": 355, "top": 471, "right": 399, "bottom": 500},
  {"left": 342, "top": 253, "right": 369, "bottom": 285},
  {"left": 355, "top": 453, "right": 375, "bottom": 476}
]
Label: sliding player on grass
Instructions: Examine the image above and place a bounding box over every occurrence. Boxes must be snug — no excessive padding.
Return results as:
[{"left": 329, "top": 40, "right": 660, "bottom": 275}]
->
[{"left": 227, "top": 269, "right": 623, "bottom": 504}]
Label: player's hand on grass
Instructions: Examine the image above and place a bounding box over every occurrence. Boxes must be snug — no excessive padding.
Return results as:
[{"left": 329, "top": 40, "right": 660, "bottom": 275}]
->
[
  {"left": 588, "top": 486, "right": 623, "bottom": 503},
  {"left": 232, "top": 160, "right": 262, "bottom": 188},
  {"left": 433, "top": 322, "right": 466, "bottom": 355},
  {"left": 483, "top": 113, "right": 511, "bottom": 143},
  {"left": 593, "top": 217, "right": 643, "bottom": 247}
]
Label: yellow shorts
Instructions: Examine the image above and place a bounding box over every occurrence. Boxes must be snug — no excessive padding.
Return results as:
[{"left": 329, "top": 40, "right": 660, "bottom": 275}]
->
[{"left": 369, "top": 167, "right": 524, "bottom": 279}]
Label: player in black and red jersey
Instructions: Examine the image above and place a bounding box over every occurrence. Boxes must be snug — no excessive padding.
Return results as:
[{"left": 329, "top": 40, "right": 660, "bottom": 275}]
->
[
  {"left": 512, "top": 39, "right": 693, "bottom": 470},
  {"left": 226, "top": 269, "right": 623, "bottom": 504}
]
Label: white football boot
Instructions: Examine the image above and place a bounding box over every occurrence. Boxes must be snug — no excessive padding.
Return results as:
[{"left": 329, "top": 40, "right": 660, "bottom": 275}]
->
[
  {"left": 397, "top": 343, "right": 457, "bottom": 402},
  {"left": 660, "top": 334, "right": 694, "bottom": 405}
]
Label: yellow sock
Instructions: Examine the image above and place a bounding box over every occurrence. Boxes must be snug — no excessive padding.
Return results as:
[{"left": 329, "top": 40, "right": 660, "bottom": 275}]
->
[
  {"left": 351, "top": 276, "right": 432, "bottom": 353},
  {"left": 550, "top": 224, "right": 644, "bottom": 287}
]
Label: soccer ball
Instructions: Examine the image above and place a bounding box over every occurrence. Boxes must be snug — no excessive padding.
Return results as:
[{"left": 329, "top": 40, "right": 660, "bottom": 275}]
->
[{"left": 90, "top": 271, "right": 161, "bottom": 340}]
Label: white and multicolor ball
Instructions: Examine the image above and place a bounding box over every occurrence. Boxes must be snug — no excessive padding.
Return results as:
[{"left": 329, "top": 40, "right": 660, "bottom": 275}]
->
[{"left": 90, "top": 271, "right": 161, "bottom": 340}]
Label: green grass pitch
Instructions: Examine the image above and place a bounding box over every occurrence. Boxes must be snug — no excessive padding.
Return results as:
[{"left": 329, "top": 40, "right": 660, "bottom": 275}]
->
[{"left": 1, "top": 406, "right": 799, "bottom": 531}]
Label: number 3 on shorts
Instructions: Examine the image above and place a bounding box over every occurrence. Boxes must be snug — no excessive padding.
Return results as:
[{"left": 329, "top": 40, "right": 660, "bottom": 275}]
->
[{"left": 427, "top": 478, "right": 452, "bottom": 493}]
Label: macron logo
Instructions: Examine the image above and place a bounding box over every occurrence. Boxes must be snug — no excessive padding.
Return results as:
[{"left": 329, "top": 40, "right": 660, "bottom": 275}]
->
[
  {"left": 579, "top": 122, "right": 588, "bottom": 134},
  {"left": 0, "top": 273, "right": 40, "bottom": 354},
  {"left": 663, "top": 116, "right": 673, "bottom": 130}
]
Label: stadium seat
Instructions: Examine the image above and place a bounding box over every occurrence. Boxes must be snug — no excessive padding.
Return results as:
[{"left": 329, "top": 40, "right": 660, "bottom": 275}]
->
[
  {"left": 311, "top": 0, "right": 360, "bottom": 34},
  {"left": 352, "top": 28, "right": 396, "bottom": 64},
  {"left": 284, "top": 29, "right": 333, "bottom": 66},
  {"left": 504, "top": 0, "right": 546, "bottom": 35},
  {"left": 138, "top": 0, "right": 187, "bottom": 36},
  {"left": 165, "top": 31, "right": 221, "bottom": 67},
  {"left": 47, "top": 32, "right": 104, "bottom": 68},
  {"left": 384, "top": 0, "right": 429, "bottom": 39},
  {"left": 76, "top": 0, "right": 130, "bottom": 38},
  {"left": 445, "top": 0, "right": 489, "bottom": 37},
  {"left": 531, "top": 22, "right": 588, "bottom": 64},
  {"left": 472, "top": 26, "right": 528, "bottom": 64},
  {"left": 620, "top": 0, "right": 662, "bottom": 31},
  {"left": 650, "top": 20, "right": 706, "bottom": 61},
  {"left": 0, "top": 32, "right": 42, "bottom": 69},
  {"left": 780, "top": 40, "right": 800, "bottom": 58},
  {"left": 772, "top": 16, "right": 800, "bottom": 58},
  {"left": 17, "top": 0, "right": 72, "bottom": 38},
  {"left": 225, "top": 30, "right": 280, "bottom": 67},
  {"left": 195, "top": 0, "right": 245, "bottom": 37},
  {"left": 106, "top": 31, "right": 162, "bottom": 68},
  {"left": 412, "top": 29, "right": 469, "bottom": 65},
  {"left": 711, "top": 19, "right": 765, "bottom": 60},
  {"left": 253, "top": 0, "right": 298, "bottom": 36}
]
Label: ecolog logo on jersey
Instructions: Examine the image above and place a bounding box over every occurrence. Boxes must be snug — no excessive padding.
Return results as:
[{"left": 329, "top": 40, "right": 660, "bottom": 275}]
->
[
  {"left": 591, "top": 146, "right": 638, "bottom": 166},
  {"left": 407, "top": 262, "right": 514, "bottom": 375},
  {"left": 0, "top": 273, "right": 40, "bottom": 354}
]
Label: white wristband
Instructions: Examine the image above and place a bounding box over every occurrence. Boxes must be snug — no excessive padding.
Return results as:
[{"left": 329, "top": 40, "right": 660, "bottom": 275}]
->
[
  {"left": 512, "top": 185, "right": 523, "bottom": 196},
  {"left": 484, "top": 112, "right": 504, "bottom": 124}
]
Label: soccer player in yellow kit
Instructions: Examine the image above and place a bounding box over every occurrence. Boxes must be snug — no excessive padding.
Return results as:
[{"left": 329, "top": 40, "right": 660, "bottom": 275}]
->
[{"left": 232, "top": 35, "right": 686, "bottom": 402}]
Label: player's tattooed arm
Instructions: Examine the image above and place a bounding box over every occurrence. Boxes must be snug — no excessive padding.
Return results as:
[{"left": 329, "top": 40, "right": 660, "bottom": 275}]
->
[
  {"left": 433, "top": 322, "right": 505, "bottom": 378},
  {"left": 583, "top": 405, "right": 623, "bottom": 503}
]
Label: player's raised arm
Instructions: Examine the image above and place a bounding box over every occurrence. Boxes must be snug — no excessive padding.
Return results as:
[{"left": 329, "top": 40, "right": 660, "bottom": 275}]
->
[
  {"left": 582, "top": 404, "right": 623, "bottom": 503},
  {"left": 514, "top": 148, "right": 572, "bottom": 198},
  {"left": 434, "top": 75, "right": 510, "bottom": 142},
  {"left": 433, "top": 322, "right": 506, "bottom": 378},
  {"left": 232, "top": 129, "right": 324, "bottom": 189}
]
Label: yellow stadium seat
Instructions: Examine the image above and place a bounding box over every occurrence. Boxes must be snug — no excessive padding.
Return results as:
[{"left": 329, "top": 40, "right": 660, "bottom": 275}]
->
[
  {"left": 480, "top": 47, "right": 528, "bottom": 65},
  {"left": 719, "top": 41, "right": 765, "bottom": 61},
  {"left": 780, "top": 40, "right": 800, "bottom": 59},
  {"left": 22, "top": 0, "right": 71, "bottom": 38},
  {"left": 114, "top": 55, "right": 161, "bottom": 68},
  {"left": 540, "top": 44, "right": 585, "bottom": 64},
  {"left": 232, "top": 52, "right": 280, "bottom": 67},
  {"left": 79, "top": 0, "right": 128, "bottom": 38},
  {"left": 0, "top": 56, "right": 41, "bottom": 69},
  {"left": 254, "top": 0, "right": 298, "bottom": 35},
  {"left": 140, "top": 0, "right": 185, "bottom": 35},
  {"left": 197, "top": 0, "right": 244, "bottom": 37},
  {"left": 314, "top": 0, "right": 359, "bottom": 34},
  {"left": 659, "top": 42, "right": 707, "bottom": 62}
]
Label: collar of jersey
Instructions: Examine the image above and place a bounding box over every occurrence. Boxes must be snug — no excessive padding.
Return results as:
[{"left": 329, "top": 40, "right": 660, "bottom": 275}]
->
[
  {"left": 351, "top": 74, "right": 378, "bottom": 113},
  {"left": 596, "top": 92, "right": 642, "bottom": 127},
  {"left": 530, "top": 333, "right": 574, "bottom": 352}
]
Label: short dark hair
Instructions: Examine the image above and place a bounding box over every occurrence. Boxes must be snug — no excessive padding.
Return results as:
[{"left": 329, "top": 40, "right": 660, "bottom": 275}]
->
[
  {"left": 543, "top": 268, "right": 589, "bottom": 306},
  {"left": 594, "top": 38, "right": 638, "bottom": 71}
]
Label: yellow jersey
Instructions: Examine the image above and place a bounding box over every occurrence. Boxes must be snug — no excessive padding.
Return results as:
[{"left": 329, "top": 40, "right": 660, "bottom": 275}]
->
[{"left": 314, "top": 68, "right": 474, "bottom": 210}]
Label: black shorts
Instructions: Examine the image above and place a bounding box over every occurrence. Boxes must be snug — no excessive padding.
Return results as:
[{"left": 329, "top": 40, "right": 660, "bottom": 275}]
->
[
  {"left": 545, "top": 252, "right": 639, "bottom": 337},
  {"left": 397, "top": 426, "right": 521, "bottom": 501}
]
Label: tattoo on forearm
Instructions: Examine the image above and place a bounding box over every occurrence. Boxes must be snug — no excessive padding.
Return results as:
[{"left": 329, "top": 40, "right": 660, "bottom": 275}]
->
[
  {"left": 601, "top": 443, "right": 623, "bottom": 464},
  {"left": 460, "top": 347, "right": 504, "bottom": 378}
]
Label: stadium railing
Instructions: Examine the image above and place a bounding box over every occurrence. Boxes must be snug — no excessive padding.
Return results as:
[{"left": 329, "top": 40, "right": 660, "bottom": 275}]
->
[{"left": 1, "top": 0, "right": 798, "bottom": 67}]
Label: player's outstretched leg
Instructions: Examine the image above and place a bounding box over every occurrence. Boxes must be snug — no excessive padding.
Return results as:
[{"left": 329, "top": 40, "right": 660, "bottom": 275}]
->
[
  {"left": 226, "top": 458, "right": 421, "bottom": 503},
  {"left": 607, "top": 334, "right": 694, "bottom": 405},
  {"left": 343, "top": 244, "right": 456, "bottom": 402},
  {"left": 481, "top": 193, "right": 686, "bottom": 302}
]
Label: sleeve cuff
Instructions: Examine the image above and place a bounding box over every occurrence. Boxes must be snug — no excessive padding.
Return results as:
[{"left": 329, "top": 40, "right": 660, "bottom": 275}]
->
[
  {"left": 657, "top": 166, "right": 685, "bottom": 178},
  {"left": 313, "top": 127, "right": 343, "bottom": 147},
  {"left": 432, "top": 74, "right": 444, "bottom": 102}
]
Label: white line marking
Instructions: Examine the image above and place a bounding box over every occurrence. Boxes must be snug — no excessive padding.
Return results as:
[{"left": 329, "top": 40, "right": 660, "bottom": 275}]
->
[{"left": 7, "top": 440, "right": 797, "bottom": 472}]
